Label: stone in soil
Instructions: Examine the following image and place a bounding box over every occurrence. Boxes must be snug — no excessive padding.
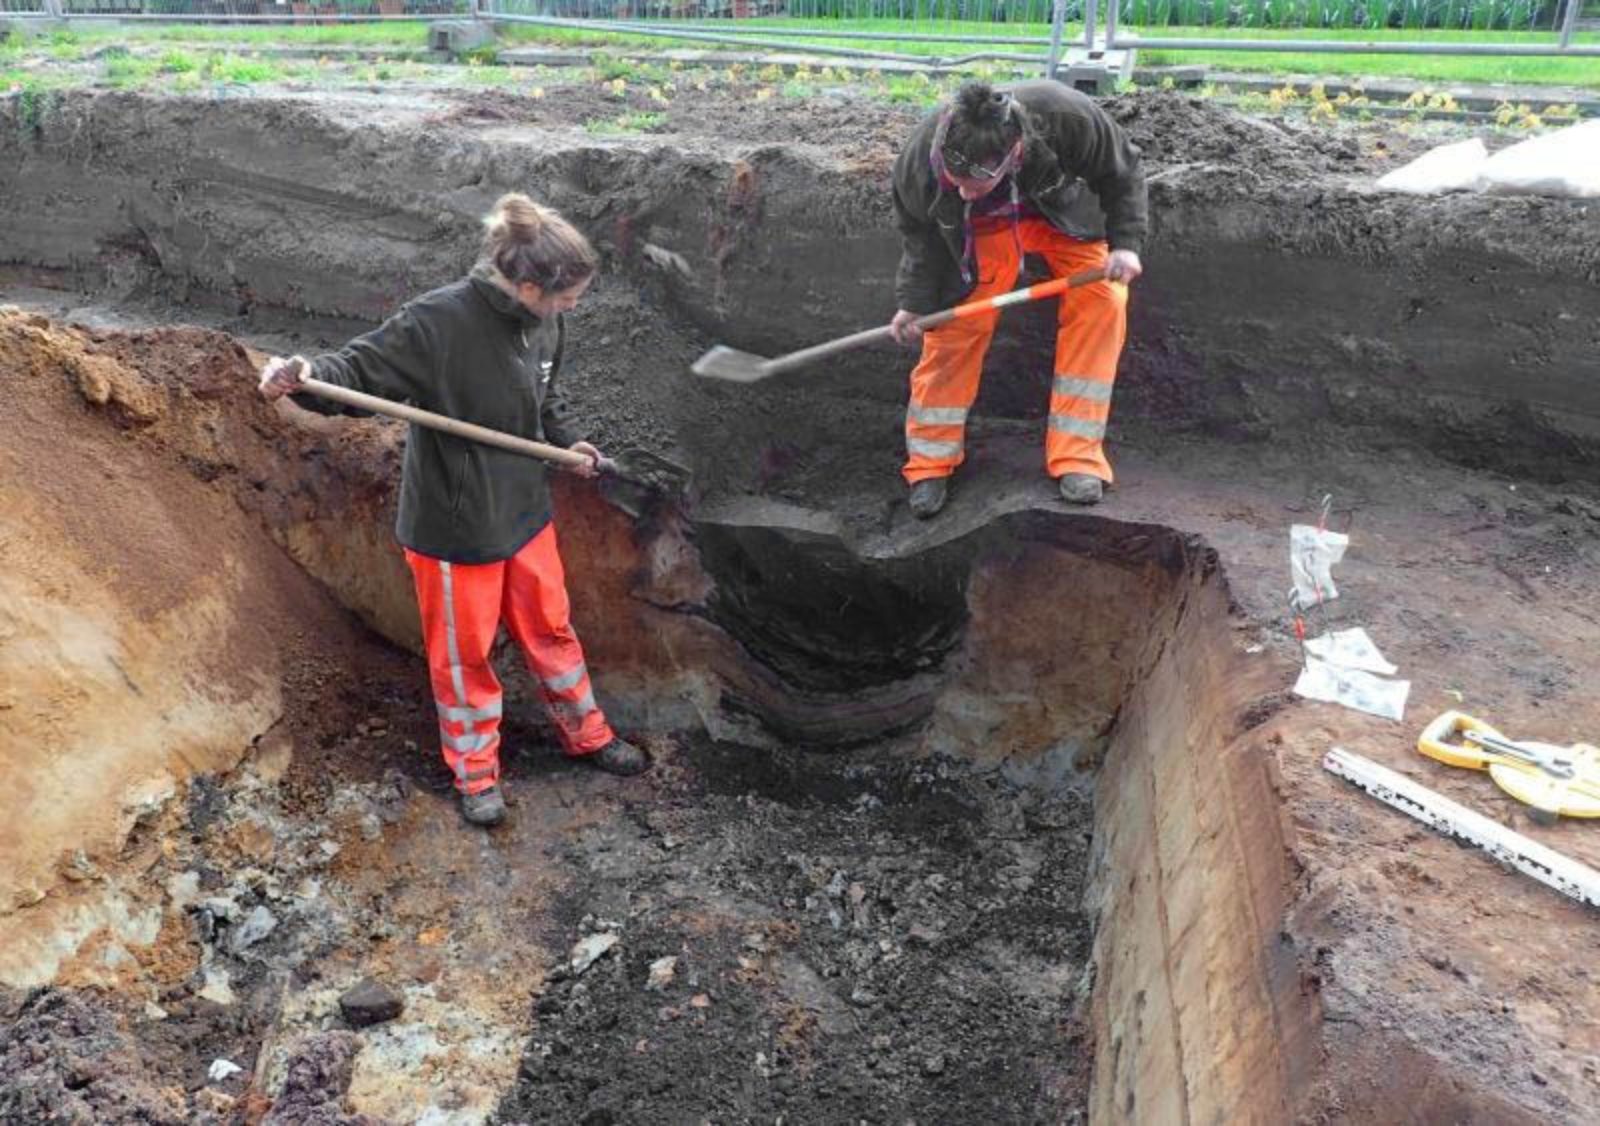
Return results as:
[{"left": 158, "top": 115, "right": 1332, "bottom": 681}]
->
[{"left": 337, "top": 980, "right": 404, "bottom": 1028}]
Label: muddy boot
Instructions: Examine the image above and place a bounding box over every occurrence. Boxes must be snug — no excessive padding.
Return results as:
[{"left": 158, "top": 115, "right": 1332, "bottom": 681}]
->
[
  {"left": 460, "top": 785, "right": 506, "bottom": 827},
  {"left": 1057, "top": 473, "right": 1104, "bottom": 506},
  {"left": 586, "top": 737, "right": 651, "bottom": 777},
  {"left": 908, "top": 477, "right": 949, "bottom": 520}
]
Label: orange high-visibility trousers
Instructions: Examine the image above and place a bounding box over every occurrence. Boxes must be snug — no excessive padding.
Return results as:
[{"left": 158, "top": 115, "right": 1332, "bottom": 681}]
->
[
  {"left": 903, "top": 218, "right": 1128, "bottom": 485},
  {"left": 405, "top": 523, "right": 614, "bottom": 795}
]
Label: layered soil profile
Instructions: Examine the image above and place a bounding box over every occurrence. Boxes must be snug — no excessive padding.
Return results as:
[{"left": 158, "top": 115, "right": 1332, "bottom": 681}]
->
[{"left": 0, "top": 308, "right": 1303, "bottom": 1121}]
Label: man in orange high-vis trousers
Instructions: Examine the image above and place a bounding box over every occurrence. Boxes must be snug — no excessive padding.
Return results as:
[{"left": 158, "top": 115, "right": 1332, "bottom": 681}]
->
[
  {"left": 889, "top": 80, "right": 1147, "bottom": 518},
  {"left": 259, "top": 193, "right": 649, "bottom": 828}
]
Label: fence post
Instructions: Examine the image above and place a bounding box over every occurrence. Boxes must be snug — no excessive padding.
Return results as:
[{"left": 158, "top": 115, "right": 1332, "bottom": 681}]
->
[
  {"left": 1046, "top": 0, "right": 1068, "bottom": 79},
  {"left": 1559, "top": 0, "right": 1581, "bottom": 48},
  {"left": 42, "top": 0, "right": 65, "bottom": 18}
]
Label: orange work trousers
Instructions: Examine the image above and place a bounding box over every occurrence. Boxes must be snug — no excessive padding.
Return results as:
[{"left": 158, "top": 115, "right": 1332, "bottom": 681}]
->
[
  {"left": 904, "top": 218, "right": 1128, "bottom": 485},
  {"left": 405, "top": 523, "right": 614, "bottom": 795}
]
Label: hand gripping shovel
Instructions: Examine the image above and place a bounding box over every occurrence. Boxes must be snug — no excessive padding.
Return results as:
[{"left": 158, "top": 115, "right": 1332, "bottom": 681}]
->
[
  {"left": 691, "top": 267, "right": 1108, "bottom": 383},
  {"left": 282, "top": 363, "right": 689, "bottom": 517}
]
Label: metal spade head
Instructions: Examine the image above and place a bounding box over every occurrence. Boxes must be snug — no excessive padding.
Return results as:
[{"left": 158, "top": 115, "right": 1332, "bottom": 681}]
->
[
  {"left": 689, "top": 345, "right": 776, "bottom": 383},
  {"left": 596, "top": 447, "right": 693, "bottom": 518}
]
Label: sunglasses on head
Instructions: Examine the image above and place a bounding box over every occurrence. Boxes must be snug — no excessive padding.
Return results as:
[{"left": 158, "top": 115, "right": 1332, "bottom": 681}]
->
[{"left": 940, "top": 141, "right": 1019, "bottom": 183}]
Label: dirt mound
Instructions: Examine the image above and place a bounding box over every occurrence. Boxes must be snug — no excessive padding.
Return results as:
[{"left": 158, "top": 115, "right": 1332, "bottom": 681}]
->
[
  {"left": 0, "top": 309, "right": 392, "bottom": 983},
  {"left": 437, "top": 83, "right": 918, "bottom": 166},
  {"left": 1106, "top": 89, "right": 1363, "bottom": 186}
]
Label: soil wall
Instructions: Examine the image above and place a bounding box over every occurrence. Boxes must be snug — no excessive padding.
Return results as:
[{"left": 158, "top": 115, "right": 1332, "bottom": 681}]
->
[
  {"left": 1086, "top": 559, "right": 1319, "bottom": 1123},
  {"left": 3, "top": 90, "right": 1597, "bottom": 484},
  {"left": 0, "top": 311, "right": 368, "bottom": 985}
]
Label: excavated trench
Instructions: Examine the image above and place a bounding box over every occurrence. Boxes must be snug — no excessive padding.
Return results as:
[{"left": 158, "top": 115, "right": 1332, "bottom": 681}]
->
[
  {"left": 0, "top": 312, "right": 1274, "bottom": 1122},
  {"left": 3, "top": 82, "right": 1598, "bottom": 1124}
]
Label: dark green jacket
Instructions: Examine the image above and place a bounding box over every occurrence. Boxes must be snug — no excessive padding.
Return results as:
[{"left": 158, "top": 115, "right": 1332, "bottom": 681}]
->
[
  {"left": 294, "top": 268, "right": 582, "bottom": 564},
  {"left": 892, "top": 80, "right": 1148, "bottom": 314}
]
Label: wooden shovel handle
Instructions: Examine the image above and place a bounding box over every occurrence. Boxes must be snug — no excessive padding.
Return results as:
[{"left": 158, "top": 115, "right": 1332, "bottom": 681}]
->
[
  {"left": 762, "top": 267, "right": 1109, "bottom": 376},
  {"left": 918, "top": 267, "right": 1109, "bottom": 329},
  {"left": 296, "top": 376, "right": 593, "bottom": 470}
]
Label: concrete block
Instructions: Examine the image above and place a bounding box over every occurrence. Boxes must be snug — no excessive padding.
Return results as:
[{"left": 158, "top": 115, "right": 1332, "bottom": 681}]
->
[
  {"left": 428, "top": 19, "right": 496, "bottom": 57},
  {"left": 1055, "top": 47, "right": 1136, "bottom": 96}
]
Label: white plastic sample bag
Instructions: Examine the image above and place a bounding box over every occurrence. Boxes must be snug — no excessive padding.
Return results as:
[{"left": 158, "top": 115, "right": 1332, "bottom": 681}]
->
[
  {"left": 1290, "top": 524, "right": 1348, "bottom": 608},
  {"left": 1295, "top": 657, "right": 1412, "bottom": 722},
  {"left": 1375, "top": 138, "right": 1488, "bottom": 195},
  {"left": 1304, "top": 627, "right": 1398, "bottom": 676},
  {"left": 1478, "top": 120, "right": 1600, "bottom": 200}
]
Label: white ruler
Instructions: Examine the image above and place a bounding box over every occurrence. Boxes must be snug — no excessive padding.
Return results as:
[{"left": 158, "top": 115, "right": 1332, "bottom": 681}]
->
[{"left": 1323, "top": 747, "right": 1600, "bottom": 910}]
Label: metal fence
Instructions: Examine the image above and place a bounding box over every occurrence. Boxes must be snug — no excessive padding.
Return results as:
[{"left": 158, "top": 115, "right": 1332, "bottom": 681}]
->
[
  {"left": 5, "top": 0, "right": 1593, "bottom": 61},
  {"left": 3, "top": 0, "right": 469, "bottom": 18},
  {"left": 483, "top": 0, "right": 1599, "bottom": 65},
  {"left": 1104, "top": 0, "right": 1593, "bottom": 52}
]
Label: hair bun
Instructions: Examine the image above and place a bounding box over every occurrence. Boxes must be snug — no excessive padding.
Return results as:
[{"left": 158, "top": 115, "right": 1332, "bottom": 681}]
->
[
  {"left": 485, "top": 192, "right": 545, "bottom": 243},
  {"left": 954, "top": 81, "right": 1009, "bottom": 127},
  {"left": 479, "top": 192, "right": 597, "bottom": 292}
]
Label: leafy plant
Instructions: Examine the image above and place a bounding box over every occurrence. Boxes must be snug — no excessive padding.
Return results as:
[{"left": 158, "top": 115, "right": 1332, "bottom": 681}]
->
[
  {"left": 202, "top": 54, "right": 282, "bottom": 84},
  {"left": 464, "top": 63, "right": 515, "bottom": 84},
  {"left": 105, "top": 56, "right": 158, "bottom": 88},
  {"left": 159, "top": 49, "right": 198, "bottom": 74},
  {"left": 585, "top": 110, "right": 665, "bottom": 134}
]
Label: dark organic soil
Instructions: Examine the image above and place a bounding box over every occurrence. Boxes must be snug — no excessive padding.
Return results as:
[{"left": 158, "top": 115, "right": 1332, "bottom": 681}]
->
[
  {"left": 264, "top": 1033, "right": 383, "bottom": 1126},
  {"left": 0, "top": 988, "right": 189, "bottom": 1125},
  {"left": 496, "top": 739, "right": 1095, "bottom": 1126}
]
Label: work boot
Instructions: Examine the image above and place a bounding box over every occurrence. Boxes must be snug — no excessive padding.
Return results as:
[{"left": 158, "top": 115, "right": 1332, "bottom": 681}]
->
[
  {"left": 908, "top": 477, "right": 948, "bottom": 520},
  {"left": 1058, "top": 473, "right": 1104, "bottom": 506},
  {"left": 460, "top": 785, "right": 506, "bottom": 827},
  {"left": 585, "top": 737, "right": 651, "bottom": 777}
]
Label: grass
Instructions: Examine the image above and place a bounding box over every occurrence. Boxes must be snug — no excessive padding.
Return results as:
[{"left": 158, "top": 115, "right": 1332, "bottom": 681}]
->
[
  {"left": 159, "top": 48, "right": 199, "bottom": 74},
  {"left": 463, "top": 61, "right": 518, "bottom": 83},
  {"left": 505, "top": 16, "right": 1600, "bottom": 87},
  {"left": 1, "top": 17, "right": 1595, "bottom": 91},
  {"left": 1133, "top": 26, "right": 1600, "bottom": 87},
  {"left": 501, "top": 15, "right": 1077, "bottom": 58},
  {"left": 90, "top": 48, "right": 285, "bottom": 89},
  {"left": 100, "top": 21, "right": 436, "bottom": 48},
  {"left": 105, "top": 55, "right": 158, "bottom": 87},
  {"left": 584, "top": 110, "right": 666, "bottom": 134}
]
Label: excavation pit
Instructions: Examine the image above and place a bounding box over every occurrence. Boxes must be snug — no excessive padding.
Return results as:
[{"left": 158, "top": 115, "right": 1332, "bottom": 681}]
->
[{"left": 3, "top": 77, "right": 1599, "bottom": 1125}]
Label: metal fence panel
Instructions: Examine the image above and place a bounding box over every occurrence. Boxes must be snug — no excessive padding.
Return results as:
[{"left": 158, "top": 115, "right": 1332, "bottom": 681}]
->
[{"left": 3, "top": 0, "right": 470, "bottom": 18}]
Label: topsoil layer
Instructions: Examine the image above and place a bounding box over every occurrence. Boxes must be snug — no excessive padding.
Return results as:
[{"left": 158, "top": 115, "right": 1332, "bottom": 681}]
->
[{"left": 3, "top": 81, "right": 1597, "bottom": 505}]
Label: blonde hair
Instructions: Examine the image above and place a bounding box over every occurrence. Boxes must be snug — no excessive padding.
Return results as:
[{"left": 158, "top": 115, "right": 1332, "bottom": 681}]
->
[{"left": 480, "top": 193, "right": 598, "bottom": 293}]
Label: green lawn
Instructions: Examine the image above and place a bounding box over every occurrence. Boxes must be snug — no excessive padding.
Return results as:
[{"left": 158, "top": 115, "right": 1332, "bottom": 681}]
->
[
  {"left": 502, "top": 17, "right": 1600, "bottom": 86},
  {"left": 1131, "top": 26, "right": 1600, "bottom": 87},
  {"left": 4, "top": 18, "right": 1597, "bottom": 88}
]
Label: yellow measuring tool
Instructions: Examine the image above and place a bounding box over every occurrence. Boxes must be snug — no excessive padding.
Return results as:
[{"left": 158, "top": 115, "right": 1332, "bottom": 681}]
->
[{"left": 1418, "top": 711, "right": 1600, "bottom": 821}]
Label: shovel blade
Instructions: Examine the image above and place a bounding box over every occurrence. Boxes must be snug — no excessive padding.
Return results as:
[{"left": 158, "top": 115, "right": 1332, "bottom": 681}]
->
[
  {"left": 690, "top": 345, "right": 775, "bottom": 383},
  {"left": 598, "top": 447, "right": 693, "bottom": 518},
  {"left": 613, "top": 447, "right": 692, "bottom": 493}
]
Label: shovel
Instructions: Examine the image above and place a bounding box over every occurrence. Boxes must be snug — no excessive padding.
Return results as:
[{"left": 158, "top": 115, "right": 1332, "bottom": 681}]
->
[
  {"left": 284, "top": 367, "right": 690, "bottom": 516},
  {"left": 691, "top": 267, "right": 1108, "bottom": 383}
]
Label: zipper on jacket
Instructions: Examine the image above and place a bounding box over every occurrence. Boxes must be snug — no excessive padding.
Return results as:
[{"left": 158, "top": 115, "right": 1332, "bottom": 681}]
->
[{"left": 449, "top": 448, "right": 470, "bottom": 515}]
